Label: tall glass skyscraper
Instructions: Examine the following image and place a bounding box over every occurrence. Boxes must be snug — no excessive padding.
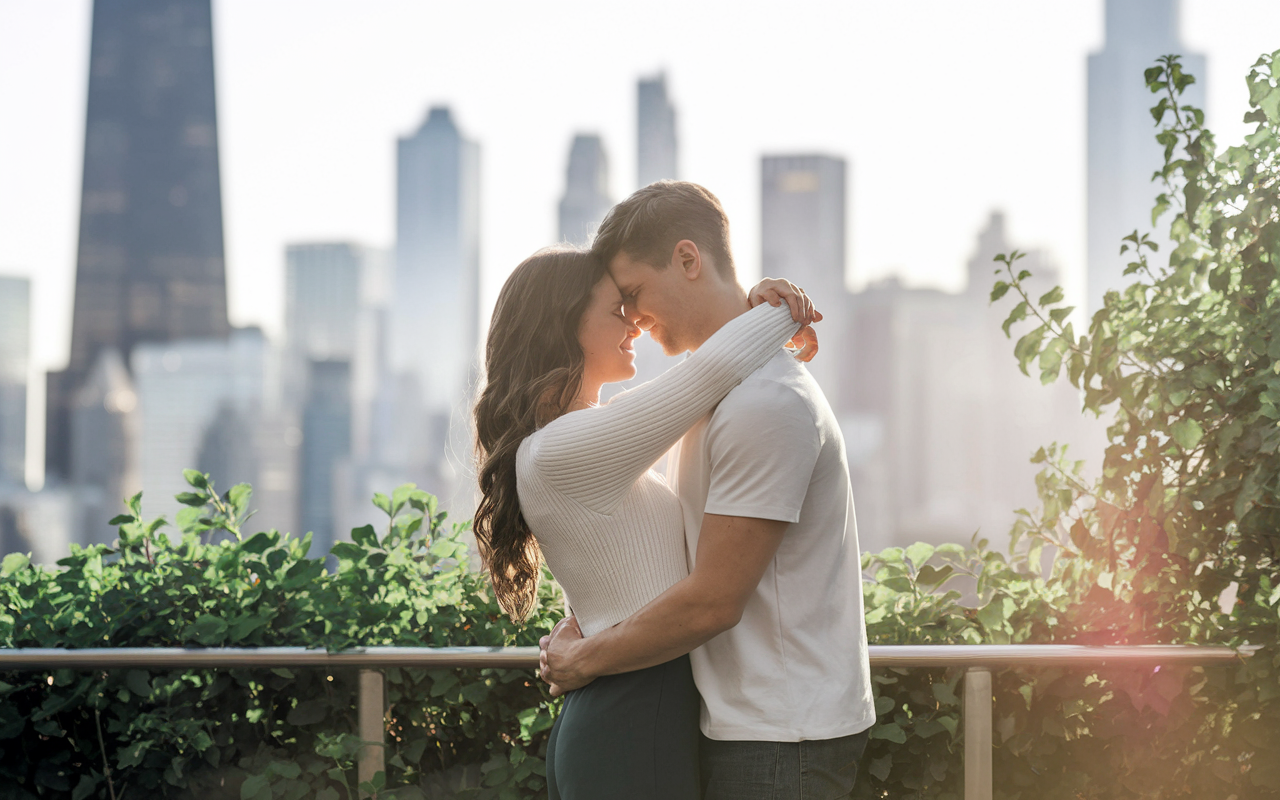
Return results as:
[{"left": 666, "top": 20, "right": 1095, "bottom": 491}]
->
[
  {"left": 1087, "top": 0, "right": 1205, "bottom": 313},
  {"left": 47, "top": 0, "right": 230, "bottom": 483},
  {"left": 637, "top": 74, "right": 678, "bottom": 189},
  {"left": 393, "top": 107, "right": 480, "bottom": 416},
  {"left": 558, "top": 134, "right": 613, "bottom": 246}
]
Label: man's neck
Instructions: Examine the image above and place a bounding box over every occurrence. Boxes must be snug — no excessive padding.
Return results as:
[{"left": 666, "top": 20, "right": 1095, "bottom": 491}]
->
[{"left": 686, "top": 287, "right": 751, "bottom": 352}]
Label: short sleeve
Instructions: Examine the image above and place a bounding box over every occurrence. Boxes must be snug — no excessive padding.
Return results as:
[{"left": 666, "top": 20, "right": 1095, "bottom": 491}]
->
[{"left": 704, "top": 380, "right": 820, "bottom": 523}]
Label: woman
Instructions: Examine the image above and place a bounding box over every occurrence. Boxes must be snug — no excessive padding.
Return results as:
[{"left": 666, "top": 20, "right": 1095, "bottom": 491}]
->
[{"left": 472, "top": 246, "right": 816, "bottom": 799}]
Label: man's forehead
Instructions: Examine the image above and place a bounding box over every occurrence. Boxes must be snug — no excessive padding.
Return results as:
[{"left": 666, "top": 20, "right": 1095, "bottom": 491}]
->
[{"left": 608, "top": 252, "right": 651, "bottom": 283}]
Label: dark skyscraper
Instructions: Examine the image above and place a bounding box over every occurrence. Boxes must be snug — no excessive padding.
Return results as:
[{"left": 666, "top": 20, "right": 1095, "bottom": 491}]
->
[
  {"left": 47, "top": 0, "right": 230, "bottom": 481},
  {"left": 1087, "top": 0, "right": 1205, "bottom": 313},
  {"left": 637, "top": 74, "right": 677, "bottom": 189}
]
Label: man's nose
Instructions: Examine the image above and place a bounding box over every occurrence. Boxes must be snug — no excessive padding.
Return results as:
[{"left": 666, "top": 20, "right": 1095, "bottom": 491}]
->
[{"left": 632, "top": 313, "right": 655, "bottom": 332}]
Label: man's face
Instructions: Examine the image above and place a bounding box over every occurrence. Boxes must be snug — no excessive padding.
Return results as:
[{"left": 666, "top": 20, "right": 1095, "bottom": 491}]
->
[{"left": 607, "top": 250, "right": 695, "bottom": 355}]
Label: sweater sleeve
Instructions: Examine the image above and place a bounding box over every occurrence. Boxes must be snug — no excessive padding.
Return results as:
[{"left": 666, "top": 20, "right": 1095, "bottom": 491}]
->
[{"left": 528, "top": 302, "right": 800, "bottom": 514}]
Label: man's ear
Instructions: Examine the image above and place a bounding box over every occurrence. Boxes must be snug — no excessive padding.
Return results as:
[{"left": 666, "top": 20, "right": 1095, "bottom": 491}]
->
[{"left": 673, "top": 240, "right": 702, "bottom": 281}]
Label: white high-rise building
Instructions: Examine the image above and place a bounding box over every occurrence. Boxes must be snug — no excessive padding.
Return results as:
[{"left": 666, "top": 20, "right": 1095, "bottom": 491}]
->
[
  {"left": 760, "top": 154, "right": 849, "bottom": 404},
  {"left": 131, "top": 330, "right": 267, "bottom": 533},
  {"left": 559, "top": 134, "right": 613, "bottom": 246},
  {"left": 0, "top": 277, "right": 30, "bottom": 487},
  {"left": 1087, "top": 0, "right": 1205, "bottom": 313},
  {"left": 637, "top": 74, "right": 677, "bottom": 189}
]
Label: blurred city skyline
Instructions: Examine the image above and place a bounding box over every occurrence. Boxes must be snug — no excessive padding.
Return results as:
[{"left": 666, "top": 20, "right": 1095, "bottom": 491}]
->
[
  {"left": 5, "top": 0, "right": 1279, "bottom": 384},
  {"left": 0, "top": 0, "right": 1274, "bottom": 558}
]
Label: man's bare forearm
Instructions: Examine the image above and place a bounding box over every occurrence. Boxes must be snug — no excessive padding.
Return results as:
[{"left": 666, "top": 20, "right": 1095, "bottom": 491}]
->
[
  {"left": 570, "top": 577, "right": 737, "bottom": 678},
  {"left": 542, "top": 514, "right": 786, "bottom": 692}
]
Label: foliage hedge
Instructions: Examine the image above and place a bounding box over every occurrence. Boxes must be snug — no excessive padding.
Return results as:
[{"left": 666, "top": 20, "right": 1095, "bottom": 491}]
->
[{"left": 5, "top": 50, "right": 1280, "bottom": 800}]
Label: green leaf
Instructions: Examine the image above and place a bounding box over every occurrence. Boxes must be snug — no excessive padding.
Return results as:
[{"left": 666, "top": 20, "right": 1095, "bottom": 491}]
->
[
  {"left": 71, "top": 774, "right": 97, "bottom": 800},
  {"left": 989, "top": 281, "right": 1011, "bottom": 303},
  {"left": 183, "top": 469, "right": 210, "bottom": 490},
  {"left": 978, "top": 599, "right": 1008, "bottom": 631},
  {"left": 1, "top": 552, "right": 29, "bottom": 576},
  {"left": 1002, "top": 301, "right": 1029, "bottom": 337},
  {"left": 867, "top": 755, "right": 892, "bottom": 782},
  {"left": 916, "top": 565, "right": 954, "bottom": 587},
  {"left": 904, "top": 542, "right": 934, "bottom": 567},
  {"left": 1170, "top": 418, "right": 1205, "bottom": 451},
  {"left": 372, "top": 493, "right": 393, "bottom": 516},
  {"left": 1038, "top": 286, "right": 1065, "bottom": 306},
  {"left": 126, "top": 670, "right": 152, "bottom": 699},
  {"left": 350, "top": 524, "right": 379, "bottom": 549},
  {"left": 175, "top": 492, "right": 206, "bottom": 507},
  {"left": 190, "top": 614, "right": 229, "bottom": 645},
  {"left": 240, "top": 773, "right": 271, "bottom": 800},
  {"left": 228, "top": 483, "right": 253, "bottom": 514},
  {"left": 874, "top": 695, "right": 895, "bottom": 716},
  {"left": 869, "top": 722, "right": 907, "bottom": 743},
  {"left": 242, "top": 531, "right": 277, "bottom": 555},
  {"left": 932, "top": 681, "right": 961, "bottom": 706},
  {"left": 286, "top": 699, "right": 328, "bottom": 726}
]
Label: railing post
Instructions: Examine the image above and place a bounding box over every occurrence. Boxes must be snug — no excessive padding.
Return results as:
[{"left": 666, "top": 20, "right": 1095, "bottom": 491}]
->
[
  {"left": 358, "top": 668, "right": 385, "bottom": 796},
  {"left": 964, "top": 666, "right": 992, "bottom": 800}
]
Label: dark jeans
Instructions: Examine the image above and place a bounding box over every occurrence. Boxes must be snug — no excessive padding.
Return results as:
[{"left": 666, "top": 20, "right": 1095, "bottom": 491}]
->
[
  {"left": 700, "top": 729, "right": 871, "bottom": 800},
  {"left": 546, "top": 654, "right": 700, "bottom": 800}
]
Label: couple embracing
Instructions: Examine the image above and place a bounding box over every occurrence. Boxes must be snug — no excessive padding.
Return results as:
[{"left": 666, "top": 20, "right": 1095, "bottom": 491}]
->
[{"left": 472, "top": 181, "right": 874, "bottom": 799}]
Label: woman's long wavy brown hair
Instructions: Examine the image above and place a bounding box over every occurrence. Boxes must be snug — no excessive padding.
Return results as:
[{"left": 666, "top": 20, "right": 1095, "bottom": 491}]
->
[{"left": 473, "top": 246, "right": 605, "bottom": 621}]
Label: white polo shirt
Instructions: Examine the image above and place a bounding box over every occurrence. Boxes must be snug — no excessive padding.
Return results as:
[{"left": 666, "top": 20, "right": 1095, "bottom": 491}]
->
[{"left": 668, "top": 350, "right": 875, "bottom": 742}]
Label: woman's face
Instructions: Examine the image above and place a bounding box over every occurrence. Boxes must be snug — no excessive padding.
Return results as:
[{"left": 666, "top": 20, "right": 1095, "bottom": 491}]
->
[{"left": 577, "top": 275, "right": 641, "bottom": 388}]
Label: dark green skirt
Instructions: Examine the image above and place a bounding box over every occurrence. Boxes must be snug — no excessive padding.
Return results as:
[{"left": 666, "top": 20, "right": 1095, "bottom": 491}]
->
[{"left": 546, "top": 654, "right": 700, "bottom": 799}]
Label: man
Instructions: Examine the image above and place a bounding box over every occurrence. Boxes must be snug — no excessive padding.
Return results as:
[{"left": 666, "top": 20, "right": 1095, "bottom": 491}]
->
[{"left": 539, "top": 180, "right": 875, "bottom": 799}]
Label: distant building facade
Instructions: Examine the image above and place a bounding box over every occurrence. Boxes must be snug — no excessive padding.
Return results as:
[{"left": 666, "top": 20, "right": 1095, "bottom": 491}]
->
[
  {"left": 47, "top": 0, "right": 230, "bottom": 499},
  {"left": 0, "top": 277, "right": 30, "bottom": 487},
  {"left": 131, "top": 330, "right": 266, "bottom": 534},
  {"left": 760, "top": 154, "right": 850, "bottom": 402},
  {"left": 300, "top": 359, "right": 351, "bottom": 560},
  {"left": 1087, "top": 0, "right": 1205, "bottom": 313},
  {"left": 284, "top": 242, "right": 398, "bottom": 549},
  {"left": 637, "top": 74, "right": 677, "bottom": 189},
  {"left": 70, "top": 349, "right": 137, "bottom": 546},
  {"left": 845, "top": 212, "right": 1095, "bottom": 553},
  {"left": 558, "top": 134, "right": 613, "bottom": 246}
]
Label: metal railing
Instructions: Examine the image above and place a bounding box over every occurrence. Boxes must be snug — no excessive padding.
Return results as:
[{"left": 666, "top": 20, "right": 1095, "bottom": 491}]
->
[{"left": 0, "top": 645, "right": 1252, "bottom": 800}]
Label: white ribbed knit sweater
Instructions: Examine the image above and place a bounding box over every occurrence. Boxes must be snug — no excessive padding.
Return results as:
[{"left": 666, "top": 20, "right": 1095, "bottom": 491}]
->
[{"left": 516, "top": 302, "right": 800, "bottom": 637}]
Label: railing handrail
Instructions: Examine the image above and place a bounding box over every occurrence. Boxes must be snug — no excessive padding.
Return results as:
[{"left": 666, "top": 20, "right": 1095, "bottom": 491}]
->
[
  {"left": 0, "top": 643, "right": 1254, "bottom": 670},
  {"left": 0, "top": 643, "right": 1258, "bottom": 800}
]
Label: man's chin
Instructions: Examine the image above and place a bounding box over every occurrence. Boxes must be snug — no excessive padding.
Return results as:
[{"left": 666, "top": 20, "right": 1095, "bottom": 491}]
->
[{"left": 651, "top": 332, "right": 680, "bottom": 356}]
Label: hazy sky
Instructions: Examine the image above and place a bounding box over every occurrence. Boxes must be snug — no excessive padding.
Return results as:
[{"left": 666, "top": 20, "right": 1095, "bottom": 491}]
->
[{"left": 2, "top": 0, "right": 1278, "bottom": 375}]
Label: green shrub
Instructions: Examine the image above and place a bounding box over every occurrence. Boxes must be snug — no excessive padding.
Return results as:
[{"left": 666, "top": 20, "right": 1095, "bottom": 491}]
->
[{"left": 0, "top": 473, "right": 563, "bottom": 800}]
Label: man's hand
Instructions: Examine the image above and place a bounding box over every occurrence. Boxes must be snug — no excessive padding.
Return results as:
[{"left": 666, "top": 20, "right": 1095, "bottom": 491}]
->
[
  {"left": 789, "top": 324, "right": 819, "bottom": 362},
  {"left": 538, "top": 615, "right": 591, "bottom": 697}
]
